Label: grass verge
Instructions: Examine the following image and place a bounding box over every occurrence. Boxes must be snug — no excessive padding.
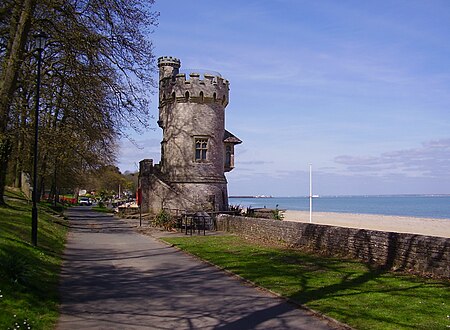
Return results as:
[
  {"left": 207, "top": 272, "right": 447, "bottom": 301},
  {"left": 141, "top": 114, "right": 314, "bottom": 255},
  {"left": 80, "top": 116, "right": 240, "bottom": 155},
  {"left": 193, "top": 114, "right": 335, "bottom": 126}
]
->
[
  {"left": 0, "top": 189, "right": 67, "bottom": 329},
  {"left": 163, "top": 235, "right": 449, "bottom": 330}
]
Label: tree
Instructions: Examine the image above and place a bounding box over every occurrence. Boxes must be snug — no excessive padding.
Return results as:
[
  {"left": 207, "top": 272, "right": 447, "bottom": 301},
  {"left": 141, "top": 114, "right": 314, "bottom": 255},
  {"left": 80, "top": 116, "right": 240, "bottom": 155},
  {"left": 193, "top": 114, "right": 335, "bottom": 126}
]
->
[
  {"left": 82, "top": 165, "right": 133, "bottom": 199},
  {"left": 0, "top": 0, "right": 158, "bottom": 204},
  {"left": 0, "top": 0, "right": 36, "bottom": 205}
]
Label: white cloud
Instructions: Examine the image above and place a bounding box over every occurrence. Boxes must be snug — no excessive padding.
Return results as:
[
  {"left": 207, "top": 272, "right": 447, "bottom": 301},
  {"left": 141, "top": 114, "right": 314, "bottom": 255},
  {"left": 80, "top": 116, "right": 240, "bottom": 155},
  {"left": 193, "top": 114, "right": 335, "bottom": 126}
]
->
[{"left": 334, "top": 138, "right": 450, "bottom": 178}]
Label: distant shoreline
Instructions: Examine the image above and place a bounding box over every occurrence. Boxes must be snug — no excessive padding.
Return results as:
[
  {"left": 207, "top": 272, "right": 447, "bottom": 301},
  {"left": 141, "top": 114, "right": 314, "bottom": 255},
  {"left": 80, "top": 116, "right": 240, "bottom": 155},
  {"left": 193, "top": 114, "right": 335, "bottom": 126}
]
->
[
  {"left": 228, "top": 195, "right": 450, "bottom": 219},
  {"left": 229, "top": 195, "right": 273, "bottom": 199}
]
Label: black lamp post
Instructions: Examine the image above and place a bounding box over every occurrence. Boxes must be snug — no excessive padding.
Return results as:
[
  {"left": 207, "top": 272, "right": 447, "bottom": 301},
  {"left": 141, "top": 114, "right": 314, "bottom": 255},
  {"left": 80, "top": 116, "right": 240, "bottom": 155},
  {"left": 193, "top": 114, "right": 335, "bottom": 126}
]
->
[{"left": 31, "top": 31, "right": 47, "bottom": 246}]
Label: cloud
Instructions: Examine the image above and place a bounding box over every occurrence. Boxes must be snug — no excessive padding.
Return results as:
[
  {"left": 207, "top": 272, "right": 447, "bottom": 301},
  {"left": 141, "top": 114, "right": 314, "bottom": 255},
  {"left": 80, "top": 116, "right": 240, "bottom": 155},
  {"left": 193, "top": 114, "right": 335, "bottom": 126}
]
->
[
  {"left": 238, "top": 160, "right": 274, "bottom": 165},
  {"left": 334, "top": 155, "right": 385, "bottom": 166},
  {"left": 117, "top": 137, "right": 161, "bottom": 172},
  {"left": 334, "top": 138, "right": 450, "bottom": 178}
]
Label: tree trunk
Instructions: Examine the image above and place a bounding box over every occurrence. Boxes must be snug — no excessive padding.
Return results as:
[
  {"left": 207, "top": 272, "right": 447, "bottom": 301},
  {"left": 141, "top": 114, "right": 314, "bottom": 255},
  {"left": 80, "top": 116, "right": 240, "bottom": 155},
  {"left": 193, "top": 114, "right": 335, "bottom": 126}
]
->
[
  {"left": 0, "top": 0, "right": 36, "bottom": 204},
  {"left": 13, "top": 137, "right": 23, "bottom": 188},
  {"left": 0, "top": 0, "right": 36, "bottom": 128},
  {"left": 0, "top": 138, "right": 12, "bottom": 205}
]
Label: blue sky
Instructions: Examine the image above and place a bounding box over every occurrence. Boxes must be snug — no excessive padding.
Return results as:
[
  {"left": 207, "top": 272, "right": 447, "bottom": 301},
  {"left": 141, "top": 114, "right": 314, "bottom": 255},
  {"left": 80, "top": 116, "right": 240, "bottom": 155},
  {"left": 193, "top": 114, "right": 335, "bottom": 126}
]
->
[{"left": 117, "top": 0, "right": 450, "bottom": 196}]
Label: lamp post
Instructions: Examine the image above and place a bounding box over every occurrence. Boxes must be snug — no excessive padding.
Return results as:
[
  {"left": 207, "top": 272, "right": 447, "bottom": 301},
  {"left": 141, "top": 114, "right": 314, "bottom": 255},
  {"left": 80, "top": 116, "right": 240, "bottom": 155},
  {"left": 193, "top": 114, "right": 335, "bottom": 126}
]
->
[{"left": 31, "top": 31, "right": 47, "bottom": 246}]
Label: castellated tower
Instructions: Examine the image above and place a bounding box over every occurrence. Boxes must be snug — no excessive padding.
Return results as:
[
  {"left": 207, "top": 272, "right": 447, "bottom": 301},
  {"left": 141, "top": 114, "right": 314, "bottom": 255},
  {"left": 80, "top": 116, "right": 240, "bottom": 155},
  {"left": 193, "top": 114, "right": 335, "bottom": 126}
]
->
[{"left": 139, "top": 56, "right": 241, "bottom": 214}]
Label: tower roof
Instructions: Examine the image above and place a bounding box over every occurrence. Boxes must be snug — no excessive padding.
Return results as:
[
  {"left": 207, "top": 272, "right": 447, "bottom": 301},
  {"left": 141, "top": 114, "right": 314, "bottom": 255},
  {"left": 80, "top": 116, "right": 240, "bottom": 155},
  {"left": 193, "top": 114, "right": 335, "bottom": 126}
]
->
[{"left": 223, "top": 130, "right": 242, "bottom": 144}]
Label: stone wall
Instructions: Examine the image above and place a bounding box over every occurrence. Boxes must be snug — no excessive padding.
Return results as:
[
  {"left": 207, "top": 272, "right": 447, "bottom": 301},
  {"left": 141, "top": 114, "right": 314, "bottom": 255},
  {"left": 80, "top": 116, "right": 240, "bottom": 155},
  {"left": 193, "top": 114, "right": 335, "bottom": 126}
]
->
[{"left": 216, "top": 215, "right": 450, "bottom": 278}]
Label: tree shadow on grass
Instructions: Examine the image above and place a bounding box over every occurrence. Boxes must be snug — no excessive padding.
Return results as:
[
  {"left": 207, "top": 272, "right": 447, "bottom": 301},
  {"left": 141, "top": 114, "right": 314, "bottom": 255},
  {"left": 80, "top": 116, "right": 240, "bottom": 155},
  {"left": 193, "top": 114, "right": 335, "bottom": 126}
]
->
[{"left": 206, "top": 240, "right": 449, "bottom": 330}]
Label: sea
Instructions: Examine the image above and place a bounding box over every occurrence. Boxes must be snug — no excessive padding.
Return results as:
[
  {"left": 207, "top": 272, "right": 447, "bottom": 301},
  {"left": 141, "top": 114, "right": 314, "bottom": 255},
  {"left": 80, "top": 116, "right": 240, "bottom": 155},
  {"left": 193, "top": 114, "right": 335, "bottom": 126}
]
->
[{"left": 229, "top": 195, "right": 450, "bottom": 220}]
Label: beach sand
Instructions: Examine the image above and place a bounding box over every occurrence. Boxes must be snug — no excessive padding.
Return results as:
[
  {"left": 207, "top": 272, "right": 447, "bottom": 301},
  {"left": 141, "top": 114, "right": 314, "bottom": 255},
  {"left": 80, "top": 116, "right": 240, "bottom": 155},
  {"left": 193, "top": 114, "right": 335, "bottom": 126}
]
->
[{"left": 283, "top": 210, "right": 450, "bottom": 238}]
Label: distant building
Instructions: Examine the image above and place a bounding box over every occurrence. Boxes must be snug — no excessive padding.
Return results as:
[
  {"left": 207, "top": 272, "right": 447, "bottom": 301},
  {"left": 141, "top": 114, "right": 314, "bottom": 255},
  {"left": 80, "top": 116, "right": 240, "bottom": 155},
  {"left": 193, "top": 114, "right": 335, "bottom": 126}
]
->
[{"left": 139, "top": 56, "right": 241, "bottom": 213}]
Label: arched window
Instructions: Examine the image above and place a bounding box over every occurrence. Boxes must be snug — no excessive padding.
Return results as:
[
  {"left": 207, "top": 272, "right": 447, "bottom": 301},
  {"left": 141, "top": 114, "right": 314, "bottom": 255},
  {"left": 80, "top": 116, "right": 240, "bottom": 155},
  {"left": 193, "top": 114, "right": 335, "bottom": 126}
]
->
[
  {"left": 213, "top": 93, "right": 217, "bottom": 102},
  {"left": 222, "top": 95, "right": 226, "bottom": 105},
  {"left": 185, "top": 91, "right": 189, "bottom": 101},
  {"left": 200, "top": 91, "right": 204, "bottom": 103}
]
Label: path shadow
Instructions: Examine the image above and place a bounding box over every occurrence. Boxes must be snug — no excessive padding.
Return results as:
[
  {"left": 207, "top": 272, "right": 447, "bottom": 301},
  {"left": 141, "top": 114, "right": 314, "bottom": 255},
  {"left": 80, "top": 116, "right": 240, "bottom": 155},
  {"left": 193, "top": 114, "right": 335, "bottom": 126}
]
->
[{"left": 58, "top": 210, "right": 336, "bottom": 330}]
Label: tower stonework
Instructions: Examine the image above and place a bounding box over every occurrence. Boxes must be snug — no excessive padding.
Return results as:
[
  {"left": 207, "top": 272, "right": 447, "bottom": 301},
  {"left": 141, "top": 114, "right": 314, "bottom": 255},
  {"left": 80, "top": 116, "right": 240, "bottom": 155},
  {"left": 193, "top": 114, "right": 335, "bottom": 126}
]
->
[{"left": 139, "top": 56, "right": 241, "bottom": 213}]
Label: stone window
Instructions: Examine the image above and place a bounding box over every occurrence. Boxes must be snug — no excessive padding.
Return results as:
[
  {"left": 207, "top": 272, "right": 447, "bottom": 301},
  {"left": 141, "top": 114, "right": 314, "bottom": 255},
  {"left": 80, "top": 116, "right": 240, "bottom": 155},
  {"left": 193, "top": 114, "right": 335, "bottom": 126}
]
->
[
  {"left": 195, "top": 138, "right": 208, "bottom": 161},
  {"left": 225, "top": 145, "right": 232, "bottom": 167},
  {"left": 224, "top": 143, "right": 235, "bottom": 172}
]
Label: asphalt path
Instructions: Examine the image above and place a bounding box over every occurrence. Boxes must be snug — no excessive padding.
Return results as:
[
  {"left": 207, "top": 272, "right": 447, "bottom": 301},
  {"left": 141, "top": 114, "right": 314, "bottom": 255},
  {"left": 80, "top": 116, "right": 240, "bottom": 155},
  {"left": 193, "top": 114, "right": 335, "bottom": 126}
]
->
[{"left": 57, "top": 207, "right": 342, "bottom": 330}]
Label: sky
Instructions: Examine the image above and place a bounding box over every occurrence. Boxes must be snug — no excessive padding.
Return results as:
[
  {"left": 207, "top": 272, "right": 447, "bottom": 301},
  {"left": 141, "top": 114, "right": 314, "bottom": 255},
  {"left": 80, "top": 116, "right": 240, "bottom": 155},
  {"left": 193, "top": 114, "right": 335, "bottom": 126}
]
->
[{"left": 117, "top": 0, "right": 450, "bottom": 196}]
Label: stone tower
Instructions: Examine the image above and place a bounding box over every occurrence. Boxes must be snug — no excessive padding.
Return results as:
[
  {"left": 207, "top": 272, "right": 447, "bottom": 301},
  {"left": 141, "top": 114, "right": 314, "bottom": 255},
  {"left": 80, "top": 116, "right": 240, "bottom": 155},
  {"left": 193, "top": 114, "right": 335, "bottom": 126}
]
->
[{"left": 139, "top": 56, "right": 241, "bottom": 213}]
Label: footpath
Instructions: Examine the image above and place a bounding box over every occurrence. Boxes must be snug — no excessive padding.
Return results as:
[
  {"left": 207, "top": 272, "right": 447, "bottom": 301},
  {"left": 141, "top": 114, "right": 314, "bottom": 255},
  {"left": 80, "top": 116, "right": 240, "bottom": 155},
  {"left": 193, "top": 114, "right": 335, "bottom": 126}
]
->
[{"left": 57, "top": 207, "right": 342, "bottom": 330}]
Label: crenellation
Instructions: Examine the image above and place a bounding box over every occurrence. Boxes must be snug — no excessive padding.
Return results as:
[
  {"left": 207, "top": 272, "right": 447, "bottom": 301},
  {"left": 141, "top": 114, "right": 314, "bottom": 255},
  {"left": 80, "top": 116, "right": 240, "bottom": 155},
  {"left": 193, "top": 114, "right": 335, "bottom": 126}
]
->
[
  {"left": 159, "top": 72, "right": 229, "bottom": 107},
  {"left": 157, "top": 56, "right": 181, "bottom": 68},
  {"left": 158, "top": 56, "right": 181, "bottom": 80},
  {"left": 160, "top": 72, "right": 229, "bottom": 84},
  {"left": 176, "top": 73, "right": 186, "bottom": 84},
  {"left": 159, "top": 90, "right": 228, "bottom": 106}
]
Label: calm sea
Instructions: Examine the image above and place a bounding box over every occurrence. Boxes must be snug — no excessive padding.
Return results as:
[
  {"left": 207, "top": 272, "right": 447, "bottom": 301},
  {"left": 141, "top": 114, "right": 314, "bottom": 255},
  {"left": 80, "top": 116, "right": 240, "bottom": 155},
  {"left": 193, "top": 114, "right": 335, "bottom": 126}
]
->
[{"left": 229, "top": 195, "right": 450, "bottom": 220}]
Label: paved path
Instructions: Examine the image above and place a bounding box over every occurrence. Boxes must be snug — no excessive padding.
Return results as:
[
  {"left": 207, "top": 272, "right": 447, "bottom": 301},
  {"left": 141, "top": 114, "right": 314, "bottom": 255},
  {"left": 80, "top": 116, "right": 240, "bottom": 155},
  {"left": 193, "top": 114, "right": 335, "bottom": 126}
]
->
[{"left": 57, "top": 207, "right": 341, "bottom": 330}]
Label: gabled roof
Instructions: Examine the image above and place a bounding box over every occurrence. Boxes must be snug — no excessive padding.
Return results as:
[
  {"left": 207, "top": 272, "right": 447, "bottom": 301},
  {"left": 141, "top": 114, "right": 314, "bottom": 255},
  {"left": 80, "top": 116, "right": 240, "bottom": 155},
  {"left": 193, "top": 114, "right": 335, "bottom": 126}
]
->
[{"left": 223, "top": 130, "right": 242, "bottom": 144}]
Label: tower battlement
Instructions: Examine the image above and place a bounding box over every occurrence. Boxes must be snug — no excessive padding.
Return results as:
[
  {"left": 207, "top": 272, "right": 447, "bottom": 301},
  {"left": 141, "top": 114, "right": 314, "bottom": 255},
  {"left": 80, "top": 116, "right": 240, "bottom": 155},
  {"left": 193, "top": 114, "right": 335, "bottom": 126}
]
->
[
  {"left": 159, "top": 72, "right": 229, "bottom": 107},
  {"left": 158, "top": 56, "right": 181, "bottom": 80},
  {"left": 157, "top": 56, "right": 181, "bottom": 68}
]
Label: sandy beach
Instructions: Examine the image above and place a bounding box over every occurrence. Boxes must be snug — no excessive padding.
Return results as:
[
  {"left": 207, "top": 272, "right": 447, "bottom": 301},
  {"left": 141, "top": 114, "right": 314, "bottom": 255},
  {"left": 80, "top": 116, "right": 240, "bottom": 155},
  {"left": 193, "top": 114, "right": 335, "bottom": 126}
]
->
[{"left": 283, "top": 210, "right": 450, "bottom": 238}]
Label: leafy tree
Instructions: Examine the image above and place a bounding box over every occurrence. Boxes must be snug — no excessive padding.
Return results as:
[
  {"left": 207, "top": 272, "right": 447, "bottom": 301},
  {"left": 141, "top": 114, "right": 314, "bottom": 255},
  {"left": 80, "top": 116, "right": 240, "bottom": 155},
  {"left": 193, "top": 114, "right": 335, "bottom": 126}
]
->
[
  {"left": 0, "top": 0, "right": 158, "bottom": 205},
  {"left": 0, "top": 0, "right": 36, "bottom": 205},
  {"left": 123, "top": 170, "right": 139, "bottom": 194}
]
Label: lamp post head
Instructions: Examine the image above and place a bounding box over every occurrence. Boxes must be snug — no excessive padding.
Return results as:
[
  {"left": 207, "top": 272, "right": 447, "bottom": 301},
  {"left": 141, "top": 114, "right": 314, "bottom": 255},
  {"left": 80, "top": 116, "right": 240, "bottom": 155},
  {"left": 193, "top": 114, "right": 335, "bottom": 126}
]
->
[{"left": 33, "top": 31, "right": 48, "bottom": 52}]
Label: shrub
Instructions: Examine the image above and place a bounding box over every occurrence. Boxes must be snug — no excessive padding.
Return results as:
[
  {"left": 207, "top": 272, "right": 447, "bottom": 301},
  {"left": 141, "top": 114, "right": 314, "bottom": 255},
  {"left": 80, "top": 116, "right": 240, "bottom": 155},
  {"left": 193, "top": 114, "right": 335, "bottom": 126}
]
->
[
  {"left": 272, "top": 205, "right": 284, "bottom": 220},
  {"left": 245, "top": 206, "right": 255, "bottom": 217},
  {"left": 228, "top": 204, "right": 243, "bottom": 215},
  {"left": 0, "top": 253, "right": 32, "bottom": 285},
  {"left": 154, "top": 210, "right": 177, "bottom": 231}
]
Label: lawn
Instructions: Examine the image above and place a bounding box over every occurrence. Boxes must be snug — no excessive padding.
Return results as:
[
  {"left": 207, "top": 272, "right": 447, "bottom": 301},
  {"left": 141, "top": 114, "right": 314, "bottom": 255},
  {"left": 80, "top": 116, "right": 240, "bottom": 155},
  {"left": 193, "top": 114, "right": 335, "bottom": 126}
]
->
[
  {"left": 0, "top": 189, "right": 68, "bottom": 329},
  {"left": 163, "top": 235, "right": 450, "bottom": 330}
]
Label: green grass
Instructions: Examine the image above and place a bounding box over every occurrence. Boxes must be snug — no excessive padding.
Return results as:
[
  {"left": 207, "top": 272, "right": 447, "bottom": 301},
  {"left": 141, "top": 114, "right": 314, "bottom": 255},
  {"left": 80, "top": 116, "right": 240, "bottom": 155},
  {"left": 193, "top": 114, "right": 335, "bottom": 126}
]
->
[
  {"left": 0, "top": 189, "right": 68, "bottom": 329},
  {"left": 163, "top": 235, "right": 450, "bottom": 330}
]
